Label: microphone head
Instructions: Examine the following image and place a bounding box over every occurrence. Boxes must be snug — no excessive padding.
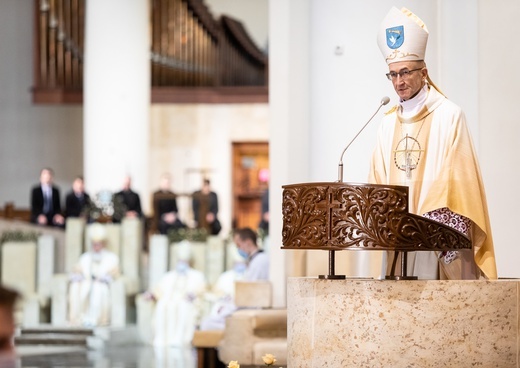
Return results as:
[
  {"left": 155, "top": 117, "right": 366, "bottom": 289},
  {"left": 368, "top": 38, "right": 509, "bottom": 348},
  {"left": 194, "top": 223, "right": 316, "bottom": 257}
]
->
[{"left": 381, "top": 96, "right": 390, "bottom": 105}]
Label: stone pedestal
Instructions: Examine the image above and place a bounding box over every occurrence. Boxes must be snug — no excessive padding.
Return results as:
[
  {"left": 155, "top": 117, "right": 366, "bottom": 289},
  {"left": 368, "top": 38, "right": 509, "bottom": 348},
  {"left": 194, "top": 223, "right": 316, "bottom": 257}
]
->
[
  {"left": 1, "top": 241, "right": 37, "bottom": 295},
  {"left": 65, "top": 218, "right": 85, "bottom": 272},
  {"left": 205, "top": 236, "right": 225, "bottom": 286},
  {"left": 287, "top": 278, "right": 520, "bottom": 367},
  {"left": 51, "top": 274, "right": 69, "bottom": 326},
  {"left": 121, "top": 218, "right": 143, "bottom": 294},
  {"left": 37, "top": 234, "right": 55, "bottom": 303},
  {"left": 148, "top": 234, "right": 169, "bottom": 290},
  {"left": 1, "top": 241, "right": 38, "bottom": 325}
]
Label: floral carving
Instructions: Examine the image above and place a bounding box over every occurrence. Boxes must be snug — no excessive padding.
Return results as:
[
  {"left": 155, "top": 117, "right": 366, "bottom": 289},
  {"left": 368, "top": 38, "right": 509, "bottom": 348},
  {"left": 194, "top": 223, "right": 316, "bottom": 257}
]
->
[{"left": 282, "top": 182, "right": 470, "bottom": 252}]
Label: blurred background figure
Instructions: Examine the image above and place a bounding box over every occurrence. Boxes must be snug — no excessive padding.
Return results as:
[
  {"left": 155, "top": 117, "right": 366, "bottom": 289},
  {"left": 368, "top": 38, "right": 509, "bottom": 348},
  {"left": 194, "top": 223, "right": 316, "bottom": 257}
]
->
[
  {"left": 0, "top": 285, "right": 19, "bottom": 365},
  {"left": 234, "top": 227, "right": 269, "bottom": 281},
  {"left": 68, "top": 223, "right": 120, "bottom": 326},
  {"left": 199, "top": 248, "right": 247, "bottom": 330},
  {"left": 30, "top": 167, "right": 65, "bottom": 227},
  {"left": 192, "top": 178, "right": 221, "bottom": 235},
  {"left": 258, "top": 188, "right": 269, "bottom": 236},
  {"left": 113, "top": 175, "right": 143, "bottom": 222},
  {"left": 152, "top": 173, "right": 186, "bottom": 235},
  {"left": 148, "top": 240, "right": 207, "bottom": 347},
  {"left": 65, "top": 175, "right": 91, "bottom": 219},
  {"left": 199, "top": 227, "right": 268, "bottom": 331}
]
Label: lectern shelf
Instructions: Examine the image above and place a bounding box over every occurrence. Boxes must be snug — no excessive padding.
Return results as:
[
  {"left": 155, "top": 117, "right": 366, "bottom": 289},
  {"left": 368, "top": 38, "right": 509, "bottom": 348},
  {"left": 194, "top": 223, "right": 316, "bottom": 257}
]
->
[{"left": 281, "top": 182, "right": 470, "bottom": 279}]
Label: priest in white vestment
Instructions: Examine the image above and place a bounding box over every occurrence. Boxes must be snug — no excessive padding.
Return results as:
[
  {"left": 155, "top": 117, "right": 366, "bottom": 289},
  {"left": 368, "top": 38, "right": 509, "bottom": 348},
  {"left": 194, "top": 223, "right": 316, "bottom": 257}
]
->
[
  {"left": 369, "top": 7, "right": 497, "bottom": 280},
  {"left": 151, "top": 240, "right": 207, "bottom": 347},
  {"left": 199, "top": 227, "right": 269, "bottom": 331},
  {"left": 199, "top": 248, "right": 246, "bottom": 330},
  {"left": 68, "top": 223, "right": 120, "bottom": 326}
]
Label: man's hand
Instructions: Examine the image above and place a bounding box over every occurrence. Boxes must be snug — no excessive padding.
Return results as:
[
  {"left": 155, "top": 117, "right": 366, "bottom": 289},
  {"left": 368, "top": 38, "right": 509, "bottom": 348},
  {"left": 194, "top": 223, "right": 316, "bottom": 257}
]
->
[
  {"left": 162, "top": 212, "right": 177, "bottom": 224},
  {"left": 142, "top": 291, "right": 156, "bottom": 302},
  {"left": 69, "top": 273, "right": 84, "bottom": 282},
  {"left": 126, "top": 210, "right": 139, "bottom": 218},
  {"left": 53, "top": 214, "right": 65, "bottom": 225},
  {"left": 206, "top": 212, "right": 215, "bottom": 223},
  {"left": 96, "top": 275, "right": 113, "bottom": 284},
  {"left": 37, "top": 214, "right": 48, "bottom": 225}
]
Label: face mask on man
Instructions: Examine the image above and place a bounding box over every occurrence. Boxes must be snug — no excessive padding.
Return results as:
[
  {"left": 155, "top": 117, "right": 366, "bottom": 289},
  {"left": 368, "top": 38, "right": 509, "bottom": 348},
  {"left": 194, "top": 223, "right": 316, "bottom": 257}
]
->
[
  {"left": 175, "top": 261, "right": 189, "bottom": 274},
  {"left": 237, "top": 248, "right": 249, "bottom": 260}
]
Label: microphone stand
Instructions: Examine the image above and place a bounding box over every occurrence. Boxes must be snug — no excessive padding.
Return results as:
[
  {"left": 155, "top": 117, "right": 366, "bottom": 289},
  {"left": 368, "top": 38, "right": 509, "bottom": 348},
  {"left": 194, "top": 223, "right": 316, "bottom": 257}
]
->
[
  {"left": 320, "top": 97, "right": 390, "bottom": 280},
  {"left": 337, "top": 97, "right": 389, "bottom": 183}
]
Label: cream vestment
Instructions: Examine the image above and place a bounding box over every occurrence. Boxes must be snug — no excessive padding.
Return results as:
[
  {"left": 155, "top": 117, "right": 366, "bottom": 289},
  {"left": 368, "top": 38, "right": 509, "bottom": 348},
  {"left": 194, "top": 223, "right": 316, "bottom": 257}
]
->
[
  {"left": 369, "top": 86, "right": 497, "bottom": 280},
  {"left": 68, "top": 249, "right": 120, "bottom": 326}
]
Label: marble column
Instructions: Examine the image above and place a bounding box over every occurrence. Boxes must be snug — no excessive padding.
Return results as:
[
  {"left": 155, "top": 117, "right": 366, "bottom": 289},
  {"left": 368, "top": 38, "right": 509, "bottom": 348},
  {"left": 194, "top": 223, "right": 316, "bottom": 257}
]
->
[
  {"left": 83, "top": 0, "right": 150, "bottom": 212},
  {"left": 148, "top": 234, "right": 169, "bottom": 290},
  {"left": 268, "top": 0, "right": 311, "bottom": 308}
]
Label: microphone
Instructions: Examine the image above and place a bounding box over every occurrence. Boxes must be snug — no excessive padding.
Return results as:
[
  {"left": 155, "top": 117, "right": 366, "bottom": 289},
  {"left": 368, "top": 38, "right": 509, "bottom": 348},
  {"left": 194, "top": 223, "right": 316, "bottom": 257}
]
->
[{"left": 337, "top": 96, "right": 390, "bottom": 182}]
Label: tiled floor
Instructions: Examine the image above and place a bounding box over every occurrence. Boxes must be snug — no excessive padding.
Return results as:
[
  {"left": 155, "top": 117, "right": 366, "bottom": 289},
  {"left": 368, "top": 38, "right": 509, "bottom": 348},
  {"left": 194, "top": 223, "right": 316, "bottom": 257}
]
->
[{"left": 14, "top": 345, "right": 201, "bottom": 368}]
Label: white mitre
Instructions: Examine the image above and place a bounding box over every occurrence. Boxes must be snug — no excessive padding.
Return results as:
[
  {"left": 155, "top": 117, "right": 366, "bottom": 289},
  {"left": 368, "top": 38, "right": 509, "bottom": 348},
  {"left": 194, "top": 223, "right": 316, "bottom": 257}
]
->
[
  {"left": 89, "top": 223, "right": 107, "bottom": 242},
  {"left": 377, "top": 7, "right": 429, "bottom": 64},
  {"left": 175, "top": 239, "right": 192, "bottom": 261}
]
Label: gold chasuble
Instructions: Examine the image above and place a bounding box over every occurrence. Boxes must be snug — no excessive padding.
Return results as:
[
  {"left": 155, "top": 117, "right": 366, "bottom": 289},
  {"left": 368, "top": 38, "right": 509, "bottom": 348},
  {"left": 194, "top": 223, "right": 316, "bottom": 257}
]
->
[{"left": 369, "top": 86, "right": 497, "bottom": 279}]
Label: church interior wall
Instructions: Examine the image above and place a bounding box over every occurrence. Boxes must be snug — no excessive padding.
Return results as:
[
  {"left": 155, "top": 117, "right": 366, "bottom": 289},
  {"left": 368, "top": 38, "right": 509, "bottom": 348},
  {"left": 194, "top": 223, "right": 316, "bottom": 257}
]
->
[
  {"left": 1, "top": 0, "right": 519, "bottom": 287},
  {"left": 478, "top": 0, "right": 520, "bottom": 278},
  {"left": 0, "top": 0, "right": 84, "bottom": 208},
  {"left": 268, "top": 0, "right": 520, "bottom": 291},
  {"left": 0, "top": 2, "right": 268, "bottom": 241},
  {"left": 149, "top": 103, "right": 269, "bottom": 236}
]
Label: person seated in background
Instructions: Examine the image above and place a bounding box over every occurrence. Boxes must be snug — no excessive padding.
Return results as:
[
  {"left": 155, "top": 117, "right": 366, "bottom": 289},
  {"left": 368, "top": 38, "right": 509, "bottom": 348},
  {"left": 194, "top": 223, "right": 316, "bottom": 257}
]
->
[
  {"left": 199, "top": 227, "right": 269, "bottom": 331},
  {"left": 68, "top": 223, "right": 120, "bottom": 326},
  {"left": 113, "top": 175, "right": 142, "bottom": 222},
  {"left": 192, "top": 178, "right": 221, "bottom": 235},
  {"left": 0, "top": 285, "right": 19, "bottom": 365},
  {"left": 199, "top": 248, "right": 247, "bottom": 330},
  {"left": 30, "top": 167, "right": 65, "bottom": 227},
  {"left": 258, "top": 188, "right": 269, "bottom": 236},
  {"left": 65, "top": 176, "right": 91, "bottom": 219},
  {"left": 145, "top": 240, "right": 206, "bottom": 347},
  {"left": 153, "top": 173, "right": 186, "bottom": 234},
  {"left": 234, "top": 227, "right": 269, "bottom": 281}
]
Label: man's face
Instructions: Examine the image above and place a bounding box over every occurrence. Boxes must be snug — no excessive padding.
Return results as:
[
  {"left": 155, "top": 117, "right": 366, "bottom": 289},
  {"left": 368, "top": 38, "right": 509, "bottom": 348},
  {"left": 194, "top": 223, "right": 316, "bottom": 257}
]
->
[
  {"left": 202, "top": 182, "right": 210, "bottom": 194},
  {"left": 234, "top": 235, "right": 248, "bottom": 255},
  {"left": 91, "top": 240, "right": 105, "bottom": 253},
  {"left": 122, "top": 176, "right": 131, "bottom": 191},
  {"left": 72, "top": 178, "right": 84, "bottom": 194},
  {"left": 159, "top": 176, "right": 171, "bottom": 191},
  {"left": 388, "top": 61, "right": 427, "bottom": 101},
  {"left": 40, "top": 169, "right": 53, "bottom": 185}
]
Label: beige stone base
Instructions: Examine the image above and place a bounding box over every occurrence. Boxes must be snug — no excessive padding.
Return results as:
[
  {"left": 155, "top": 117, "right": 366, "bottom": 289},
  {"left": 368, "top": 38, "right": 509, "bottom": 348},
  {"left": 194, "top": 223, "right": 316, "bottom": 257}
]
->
[{"left": 287, "top": 278, "right": 520, "bottom": 367}]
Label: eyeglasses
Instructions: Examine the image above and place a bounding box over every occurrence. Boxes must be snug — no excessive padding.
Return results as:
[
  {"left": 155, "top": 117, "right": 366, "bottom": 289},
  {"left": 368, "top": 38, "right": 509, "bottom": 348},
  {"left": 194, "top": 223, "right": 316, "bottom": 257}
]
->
[{"left": 386, "top": 68, "right": 423, "bottom": 81}]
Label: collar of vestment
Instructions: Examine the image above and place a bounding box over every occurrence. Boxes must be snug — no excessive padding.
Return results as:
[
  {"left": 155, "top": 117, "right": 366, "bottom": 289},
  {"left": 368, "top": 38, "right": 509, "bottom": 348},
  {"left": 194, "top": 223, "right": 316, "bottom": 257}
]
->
[
  {"left": 397, "top": 85, "right": 445, "bottom": 124},
  {"left": 248, "top": 249, "right": 263, "bottom": 262},
  {"left": 400, "top": 84, "right": 429, "bottom": 118}
]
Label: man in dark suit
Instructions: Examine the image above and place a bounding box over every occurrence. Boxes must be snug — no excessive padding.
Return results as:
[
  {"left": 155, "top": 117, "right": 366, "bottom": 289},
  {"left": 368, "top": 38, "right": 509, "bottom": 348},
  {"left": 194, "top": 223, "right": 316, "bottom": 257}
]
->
[
  {"left": 192, "top": 178, "right": 221, "bottom": 235},
  {"left": 113, "top": 175, "right": 142, "bottom": 223},
  {"left": 30, "top": 167, "right": 65, "bottom": 227},
  {"left": 258, "top": 188, "right": 269, "bottom": 235},
  {"left": 153, "top": 173, "right": 186, "bottom": 234},
  {"left": 65, "top": 176, "right": 91, "bottom": 219}
]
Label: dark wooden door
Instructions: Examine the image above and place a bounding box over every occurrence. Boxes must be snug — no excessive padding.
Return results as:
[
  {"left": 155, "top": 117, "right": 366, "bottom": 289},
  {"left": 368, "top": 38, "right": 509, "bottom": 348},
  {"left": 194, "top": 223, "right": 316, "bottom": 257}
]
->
[{"left": 232, "top": 142, "right": 269, "bottom": 230}]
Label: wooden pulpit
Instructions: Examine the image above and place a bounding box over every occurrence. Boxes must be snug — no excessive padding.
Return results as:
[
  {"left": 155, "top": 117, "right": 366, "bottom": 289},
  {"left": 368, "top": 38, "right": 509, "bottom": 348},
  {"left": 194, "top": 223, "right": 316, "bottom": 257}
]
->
[{"left": 281, "top": 182, "right": 471, "bottom": 279}]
